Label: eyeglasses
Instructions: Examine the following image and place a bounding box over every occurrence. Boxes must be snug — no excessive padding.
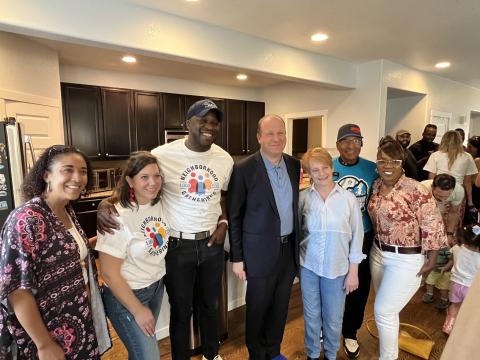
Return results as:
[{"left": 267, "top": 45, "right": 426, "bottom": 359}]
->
[
  {"left": 340, "top": 138, "right": 362, "bottom": 146},
  {"left": 376, "top": 159, "right": 403, "bottom": 167},
  {"left": 46, "top": 145, "right": 77, "bottom": 159}
]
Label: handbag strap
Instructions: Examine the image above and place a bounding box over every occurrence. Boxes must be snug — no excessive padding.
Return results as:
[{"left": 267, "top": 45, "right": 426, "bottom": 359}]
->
[{"left": 365, "top": 318, "right": 433, "bottom": 340}]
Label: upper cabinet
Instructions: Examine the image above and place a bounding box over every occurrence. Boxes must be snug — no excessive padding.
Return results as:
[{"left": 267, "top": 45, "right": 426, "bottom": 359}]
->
[
  {"left": 226, "top": 100, "right": 265, "bottom": 155},
  {"left": 62, "top": 84, "right": 103, "bottom": 159},
  {"left": 134, "top": 92, "right": 163, "bottom": 150},
  {"left": 163, "top": 93, "right": 185, "bottom": 129},
  {"left": 62, "top": 83, "right": 264, "bottom": 157},
  {"left": 101, "top": 88, "right": 134, "bottom": 158}
]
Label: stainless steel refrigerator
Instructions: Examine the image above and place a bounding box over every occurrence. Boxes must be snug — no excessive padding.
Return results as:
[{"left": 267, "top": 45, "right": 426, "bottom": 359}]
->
[{"left": 0, "top": 118, "right": 35, "bottom": 228}]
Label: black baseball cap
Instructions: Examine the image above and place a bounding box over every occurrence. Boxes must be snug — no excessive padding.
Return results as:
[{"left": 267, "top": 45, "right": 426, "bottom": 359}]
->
[
  {"left": 337, "top": 123, "right": 363, "bottom": 142},
  {"left": 186, "top": 99, "right": 223, "bottom": 122}
]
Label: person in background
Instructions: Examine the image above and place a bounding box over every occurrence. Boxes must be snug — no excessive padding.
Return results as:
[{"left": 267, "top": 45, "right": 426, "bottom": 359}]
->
[
  {"left": 442, "top": 224, "right": 480, "bottom": 335},
  {"left": 0, "top": 145, "right": 109, "bottom": 359},
  {"left": 454, "top": 128, "right": 466, "bottom": 150},
  {"left": 424, "top": 130, "right": 478, "bottom": 224},
  {"left": 332, "top": 123, "right": 377, "bottom": 359},
  {"left": 369, "top": 136, "right": 446, "bottom": 360},
  {"left": 299, "top": 147, "right": 364, "bottom": 360},
  {"left": 228, "top": 114, "right": 300, "bottom": 360},
  {"left": 97, "top": 99, "right": 233, "bottom": 360},
  {"left": 96, "top": 152, "right": 169, "bottom": 360},
  {"left": 395, "top": 129, "right": 418, "bottom": 179},
  {"left": 466, "top": 136, "right": 480, "bottom": 222},
  {"left": 421, "top": 174, "right": 463, "bottom": 310},
  {"left": 409, "top": 124, "right": 439, "bottom": 181}
]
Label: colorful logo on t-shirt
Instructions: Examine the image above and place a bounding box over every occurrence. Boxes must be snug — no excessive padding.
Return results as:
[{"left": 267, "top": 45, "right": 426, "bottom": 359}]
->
[
  {"left": 140, "top": 216, "right": 169, "bottom": 256},
  {"left": 179, "top": 164, "right": 221, "bottom": 202},
  {"left": 337, "top": 175, "right": 369, "bottom": 212}
]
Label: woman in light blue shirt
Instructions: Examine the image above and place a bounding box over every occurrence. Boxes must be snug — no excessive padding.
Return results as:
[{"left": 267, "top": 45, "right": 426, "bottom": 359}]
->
[{"left": 299, "top": 147, "right": 365, "bottom": 360}]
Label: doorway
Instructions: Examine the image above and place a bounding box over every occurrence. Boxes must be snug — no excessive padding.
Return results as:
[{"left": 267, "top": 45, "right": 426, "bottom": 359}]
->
[
  {"left": 470, "top": 110, "right": 480, "bottom": 137},
  {"left": 284, "top": 110, "right": 328, "bottom": 158}
]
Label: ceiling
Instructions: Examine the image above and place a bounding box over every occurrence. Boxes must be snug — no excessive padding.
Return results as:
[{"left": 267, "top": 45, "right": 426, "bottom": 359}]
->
[
  {"left": 28, "top": 37, "right": 283, "bottom": 88},
  {"left": 123, "top": 0, "right": 480, "bottom": 88}
]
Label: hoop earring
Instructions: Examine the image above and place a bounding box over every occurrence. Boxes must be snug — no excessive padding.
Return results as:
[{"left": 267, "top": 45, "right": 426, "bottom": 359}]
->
[{"left": 129, "top": 187, "right": 135, "bottom": 203}]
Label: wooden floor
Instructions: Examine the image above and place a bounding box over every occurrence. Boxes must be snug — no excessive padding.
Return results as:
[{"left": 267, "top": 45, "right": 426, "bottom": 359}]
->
[{"left": 101, "top": 283, "right": 448, "bottom": 359}]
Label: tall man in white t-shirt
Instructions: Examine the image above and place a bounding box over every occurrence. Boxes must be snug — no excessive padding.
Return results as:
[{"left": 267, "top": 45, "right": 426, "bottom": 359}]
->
[{"left": 98, "top": 99, "right": 233, "bottom": 360}]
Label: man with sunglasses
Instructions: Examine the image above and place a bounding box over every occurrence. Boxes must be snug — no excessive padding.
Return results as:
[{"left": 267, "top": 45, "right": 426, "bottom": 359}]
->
[{"left": 333, "top": 124, "right": 378, "bottom": 359}]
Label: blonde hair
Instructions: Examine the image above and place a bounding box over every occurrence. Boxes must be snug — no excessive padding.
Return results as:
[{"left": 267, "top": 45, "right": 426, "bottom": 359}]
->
[
  {"left": 301, "top": 147, "right": 333, "bottom": 174},
  {"left": 439, "top": 130, "right": 464, "bottom": 169}
]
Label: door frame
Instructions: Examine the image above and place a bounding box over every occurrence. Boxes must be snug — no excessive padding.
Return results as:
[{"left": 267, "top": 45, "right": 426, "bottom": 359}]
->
[{"left": 283, "top": 110, "right": 328, "bottom": 156}]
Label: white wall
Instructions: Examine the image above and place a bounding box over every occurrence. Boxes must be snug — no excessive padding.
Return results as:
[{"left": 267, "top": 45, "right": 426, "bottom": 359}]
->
[
  {"left": 0, "top": 32, "right": 61, "bottom": 106},
  {"left": 261, "top": 61, "right": 383, "bottom": 161},
  {"left": 385, "top": 93, "right": 427, "bottom": 141},
  {"left": 61, "top": 65, "right": 261, "bottom": 101},
  {"left": 380, "top": 60, "right": 480, "bottom": 140}
]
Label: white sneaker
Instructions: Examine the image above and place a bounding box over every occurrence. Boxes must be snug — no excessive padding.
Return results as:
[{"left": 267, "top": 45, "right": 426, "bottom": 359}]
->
[
  {"left": 202, "top": 356, "right": 223, "bottom": 360},
  {"left": 344, "top": 338, "right": 360, "bottom": 359}
]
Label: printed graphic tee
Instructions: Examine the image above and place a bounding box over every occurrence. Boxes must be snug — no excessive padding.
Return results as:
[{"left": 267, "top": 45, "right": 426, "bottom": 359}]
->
[
  {"left": 96, "top": 201, "right": 169, "bottom": 289},
  {"left": 151, "top": 139, "right": 234, "bottom": 233},
  {"left": 333, "top": 157, "right": 378, "bottom": 233}
]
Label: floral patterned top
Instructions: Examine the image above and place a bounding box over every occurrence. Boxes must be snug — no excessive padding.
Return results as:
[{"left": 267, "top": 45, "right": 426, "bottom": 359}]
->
[
  {"left": 368, "top": 175, "right": 447, "bottom": 253},
  {"left": 0, "top": 197, "right": 100, "bottom": 359}
]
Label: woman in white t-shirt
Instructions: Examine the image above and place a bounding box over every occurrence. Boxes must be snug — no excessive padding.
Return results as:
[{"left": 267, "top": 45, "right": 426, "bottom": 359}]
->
[
  {"left": 96, "top": 152, "right": 169, "bottom": 360},
  {"left": 424, "top": 130, "right": 478, "bottom": 217}
]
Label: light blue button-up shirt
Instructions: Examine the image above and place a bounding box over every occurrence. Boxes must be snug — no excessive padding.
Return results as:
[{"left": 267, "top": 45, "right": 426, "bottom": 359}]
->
[
  {"left": 262, "top": 155, "right": 294, "bottom": 236},
  {"left": 299, "top": 184, "right": 365, "bottom": 279}
]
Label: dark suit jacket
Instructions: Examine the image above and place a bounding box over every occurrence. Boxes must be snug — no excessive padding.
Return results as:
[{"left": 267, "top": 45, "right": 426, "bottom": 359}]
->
[{"left": 227, "top": 151, "right": 300, "bottom": 278}]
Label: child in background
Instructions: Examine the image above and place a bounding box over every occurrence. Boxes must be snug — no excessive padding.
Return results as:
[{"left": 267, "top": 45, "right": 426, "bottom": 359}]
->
[
  {"left": 423, "top": 239, "right": 455, "bottom": 309},
  {"left": 442, "top": 224, "right": 480, "bottom": 334}
]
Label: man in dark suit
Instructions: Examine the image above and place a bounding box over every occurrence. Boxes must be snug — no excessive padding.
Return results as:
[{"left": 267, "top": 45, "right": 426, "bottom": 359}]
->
[{"left": 228, "top": 114, "right": 300, "bottom": 360}]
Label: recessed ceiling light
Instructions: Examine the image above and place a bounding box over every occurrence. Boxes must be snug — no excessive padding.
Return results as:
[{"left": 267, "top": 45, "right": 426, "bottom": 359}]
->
[
  {"left": 122, "top": 56, "right": 136, "bottom": 63},
  {"left": 311, "top": 33, "right": 329, "bottom": 42},
  {"left": 435, "top": 61, "right": 450, "bottom": 69},
  {"left": 236, "top": 74, "right": 248, "bottom": 81}
]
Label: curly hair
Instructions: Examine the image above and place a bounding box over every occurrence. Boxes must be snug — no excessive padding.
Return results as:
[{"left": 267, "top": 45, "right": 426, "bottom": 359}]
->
[
  {"left": 21, "top": 145, "right": 93, "bottom": 201},
  {"left": 377, "top": 135, "right": 405, "bottom": 161},
  {"left": 458, "top": 224, "right": 480, "bottom": 251},
  {"left": 115, "top": 151, "right": 162, "bottom": 210}
]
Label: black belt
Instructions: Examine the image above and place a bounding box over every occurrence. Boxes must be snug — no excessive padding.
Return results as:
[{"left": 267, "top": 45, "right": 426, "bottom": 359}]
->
[
  {"left": 280, "top": 233, "right": 293, "bottom": 244},
  {"left": 375, "top": 238, "right": 422, "bottom": 254}
]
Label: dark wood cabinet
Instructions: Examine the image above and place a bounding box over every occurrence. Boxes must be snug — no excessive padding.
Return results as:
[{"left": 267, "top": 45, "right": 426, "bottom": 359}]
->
[
  {"left": 101, "top": 88, "right": 134, "bottom": 158},
  {"left": 72, "top": 197, "right": 108, "bottom": 239},
  {"left": 163, "top": 93, "right": 185, "bottom": 129},
  {"left": 245, "top": 101, "right": 265, "bottom": 154},
  {"left": 134, "top": 92, "right": 163, "bottom": 150},
  {"left": 62, "top": 84, "right": 103, "bottom": 159},
  {"left": 226, "top": 100, "right": 246, "bottom": 155},
  {"left": 62, "top": 83, "right": 264, "bottom": 158}
]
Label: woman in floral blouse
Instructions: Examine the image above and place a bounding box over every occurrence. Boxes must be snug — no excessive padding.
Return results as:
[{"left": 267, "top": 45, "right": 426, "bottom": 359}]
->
[
  {"left": 0, "top": 145, "right": 108, "bottom": 359},
  {"left": 368, "top": 136, "right": 447, "bottom": 360}
]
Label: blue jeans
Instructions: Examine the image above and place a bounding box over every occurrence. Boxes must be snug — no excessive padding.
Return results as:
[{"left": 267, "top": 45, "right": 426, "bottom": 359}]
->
[
  {"left": 103, "top": 279, "right": 164, "bottom": 360},
  {"left": 300, "top": 267, "right": 346, "bottom": 359}
]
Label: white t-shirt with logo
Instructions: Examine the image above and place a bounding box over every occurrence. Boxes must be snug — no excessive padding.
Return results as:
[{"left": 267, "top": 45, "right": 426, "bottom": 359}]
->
[
  {"left": 151, "top": 139, "right": 233, "bottom": 233},
  {"left": 95, "top": 201, "right": 169, "bottom": 289}
]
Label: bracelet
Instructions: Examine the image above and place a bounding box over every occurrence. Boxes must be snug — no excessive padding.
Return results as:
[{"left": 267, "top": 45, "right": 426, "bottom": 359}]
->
[{"left": 218, "top": 219, "right": 229, "bottom": 228}]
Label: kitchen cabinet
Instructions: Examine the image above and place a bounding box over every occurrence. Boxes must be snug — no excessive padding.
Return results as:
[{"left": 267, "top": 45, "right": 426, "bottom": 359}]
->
[
  {"left": 62, "top": 84, "right": 103, "bottom": 159},
  {"left": 226, "top": 100, "right": 246, "bottom": 155},
  {"left": 134, "top": 92, "right": 164, "bottom": 150},
  {"left": 101, "top": 88, "right": 134, "bottom": 158},
  {"left": 226, "top": 100, "right": 265, "bottom": 155},
  {"left": 245, "top": 101, "right": 265, "bottom": 154},
  {"left": 163, "top": 93, "right": 185, "bottom": 129}
]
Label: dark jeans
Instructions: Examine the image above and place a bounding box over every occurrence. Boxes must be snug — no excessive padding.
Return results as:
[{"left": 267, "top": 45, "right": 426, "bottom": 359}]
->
[
  {"left": 165, "top": 237, "right": 224, "bottom": 360},
  {"left": 103, "top": 280, "right": 164, "bottom": 360},
  {"left": 342, "top": 230, "right": 374, "bottom": 340},
  {"left": 245, "top": 239, "right": 296, "bottom": 360}
]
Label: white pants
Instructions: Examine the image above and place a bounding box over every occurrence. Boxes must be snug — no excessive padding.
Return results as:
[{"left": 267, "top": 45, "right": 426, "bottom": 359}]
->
[{"left": 370, "top": 243, "right": 425, "bottom": 360}]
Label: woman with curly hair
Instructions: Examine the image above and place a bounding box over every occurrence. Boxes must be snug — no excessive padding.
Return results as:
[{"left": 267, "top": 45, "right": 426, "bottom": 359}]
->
[
  {"left": 369, "top": 136, "right": 447, "bottom": 360},
  {"left": 0, "top": 145, "right": 110, "bottom": 359}
]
